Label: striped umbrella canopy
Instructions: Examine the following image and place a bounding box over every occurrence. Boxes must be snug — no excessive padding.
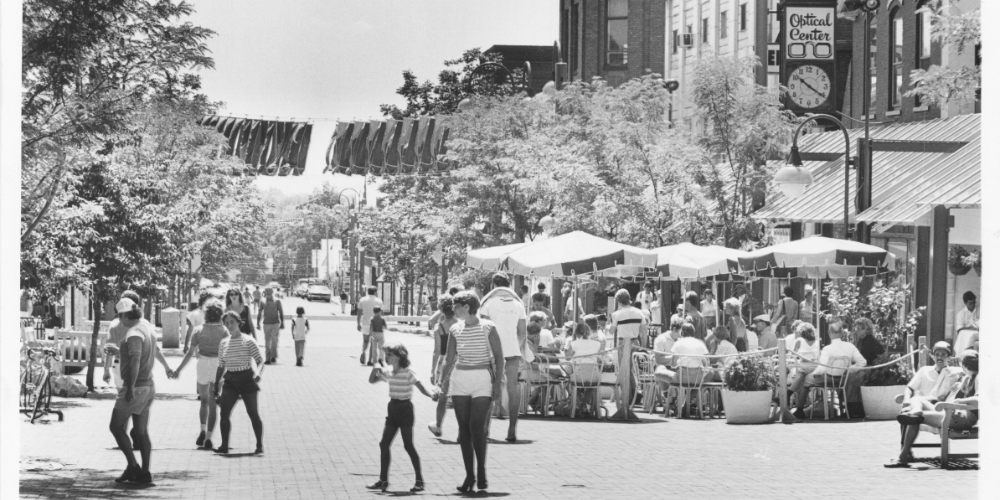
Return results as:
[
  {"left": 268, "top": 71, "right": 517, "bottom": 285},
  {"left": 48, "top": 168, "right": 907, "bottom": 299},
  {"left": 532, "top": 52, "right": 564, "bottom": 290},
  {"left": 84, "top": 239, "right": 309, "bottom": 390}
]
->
[
  {"left": 739, "top": 236, "right": 894, "bottom": 278},
  {"left": 607, "top": 243, "right": 747, "bottom": 281},
  {"left": 502, "top": 231, "right": 657, "bottom": 278},
  {"left": 465, "top": 242, "right": 531, "bottom": 270}
]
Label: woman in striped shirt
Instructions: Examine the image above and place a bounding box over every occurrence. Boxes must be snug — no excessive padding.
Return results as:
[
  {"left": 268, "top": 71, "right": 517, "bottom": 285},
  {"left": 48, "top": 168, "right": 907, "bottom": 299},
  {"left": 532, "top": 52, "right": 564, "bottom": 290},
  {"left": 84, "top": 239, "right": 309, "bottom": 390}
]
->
[
  {"left": 213, "top": 310, "right": 265, "bottom": 454},
  {"left": 367, "top": 342, "right": 438, "bottom": 493},
  {"left": 439, "top": 291, "right": 505, "bottom": 493}
]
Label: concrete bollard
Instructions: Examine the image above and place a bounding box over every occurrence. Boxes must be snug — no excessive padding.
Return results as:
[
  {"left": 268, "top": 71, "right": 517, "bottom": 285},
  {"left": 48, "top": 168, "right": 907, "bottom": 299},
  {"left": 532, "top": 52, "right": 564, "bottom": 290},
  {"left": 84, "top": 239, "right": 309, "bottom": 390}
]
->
[{"left": 160, "top": 308, "right": 182, "bottom": 348}]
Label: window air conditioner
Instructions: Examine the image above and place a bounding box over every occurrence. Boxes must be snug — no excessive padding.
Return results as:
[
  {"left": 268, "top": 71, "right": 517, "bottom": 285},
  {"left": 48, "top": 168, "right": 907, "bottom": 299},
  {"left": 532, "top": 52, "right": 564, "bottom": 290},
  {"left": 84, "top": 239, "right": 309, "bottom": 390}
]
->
[{"left": 682, "top": 33, "right": 694, "bottom": 48}]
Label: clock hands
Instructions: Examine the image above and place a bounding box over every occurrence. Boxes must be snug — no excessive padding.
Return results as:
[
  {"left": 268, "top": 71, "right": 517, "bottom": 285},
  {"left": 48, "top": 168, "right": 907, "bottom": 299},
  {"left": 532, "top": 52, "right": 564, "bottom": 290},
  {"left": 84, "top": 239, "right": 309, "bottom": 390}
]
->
[{"left": 792, "top": 72, "right": 824, "bottom": 97}]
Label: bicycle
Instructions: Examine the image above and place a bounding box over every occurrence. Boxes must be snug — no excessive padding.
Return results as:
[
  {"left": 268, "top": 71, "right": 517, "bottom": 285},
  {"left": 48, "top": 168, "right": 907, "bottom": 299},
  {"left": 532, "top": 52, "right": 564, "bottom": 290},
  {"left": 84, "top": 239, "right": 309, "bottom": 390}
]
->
[{"left": 20, "top": 346, "right": 64, "bottom": 423}]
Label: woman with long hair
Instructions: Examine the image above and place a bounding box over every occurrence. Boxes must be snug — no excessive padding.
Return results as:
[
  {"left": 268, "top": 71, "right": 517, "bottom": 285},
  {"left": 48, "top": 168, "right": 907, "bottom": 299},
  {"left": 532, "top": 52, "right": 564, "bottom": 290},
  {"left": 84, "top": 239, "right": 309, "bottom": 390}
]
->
[
  {"left": 428, "top": 295, "right": 458, "bottom": 437},
  {"left": 438, "top": 291, "right": 504, "bottom": 492},
  {"left": 213, "top": 310, "right": 265, "bottom": 454},
  {"left": 225, "top": 287, "right": 257, "bottom": 340},
  {"left": 173, "top": 301, "right": 230, "bottom": 450}
]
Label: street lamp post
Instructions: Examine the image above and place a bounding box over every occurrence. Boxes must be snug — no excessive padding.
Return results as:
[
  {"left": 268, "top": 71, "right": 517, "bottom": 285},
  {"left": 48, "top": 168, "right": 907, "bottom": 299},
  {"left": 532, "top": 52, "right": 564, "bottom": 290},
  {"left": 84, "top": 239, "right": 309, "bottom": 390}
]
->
[
  {"left": 773, "top": 114, "right": 854, "bottom": 239},
  {"left": 662, "top": 79, "right": 679, "bottom": 128}
]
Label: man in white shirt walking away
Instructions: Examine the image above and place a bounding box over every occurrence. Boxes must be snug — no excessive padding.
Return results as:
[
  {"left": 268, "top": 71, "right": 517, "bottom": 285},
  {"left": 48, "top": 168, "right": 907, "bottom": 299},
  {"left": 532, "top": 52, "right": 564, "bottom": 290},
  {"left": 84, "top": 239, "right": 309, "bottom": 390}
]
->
[
  {"left": 478, "top": 273, "right": 527, "bottom": 442},
  {"left": 608, "top": 289, "right": 647, "bottom": 419},
  {"left": 357, "top": 286, "right": 384, "bottom": 366},
  {"left": 790, "top": 321, "right": 867, "bottom": 419}
]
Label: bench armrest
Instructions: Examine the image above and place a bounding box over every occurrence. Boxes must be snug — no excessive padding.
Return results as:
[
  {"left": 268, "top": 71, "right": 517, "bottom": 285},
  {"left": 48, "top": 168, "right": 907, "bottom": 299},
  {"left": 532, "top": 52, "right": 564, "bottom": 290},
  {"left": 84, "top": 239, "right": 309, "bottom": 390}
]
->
[{"left": 934, "top": 401, "right": 977, "bottom": 412}]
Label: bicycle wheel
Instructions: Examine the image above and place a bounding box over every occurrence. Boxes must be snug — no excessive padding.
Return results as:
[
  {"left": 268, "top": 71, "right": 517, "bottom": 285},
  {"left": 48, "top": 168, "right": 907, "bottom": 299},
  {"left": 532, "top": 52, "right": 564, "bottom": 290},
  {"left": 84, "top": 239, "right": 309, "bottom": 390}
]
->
[
  {"left": 31, "top": 369, "right": 51, "bottom": 424},
  {"left": 20, "top": 365, "right": 38, "bottom": 413}
]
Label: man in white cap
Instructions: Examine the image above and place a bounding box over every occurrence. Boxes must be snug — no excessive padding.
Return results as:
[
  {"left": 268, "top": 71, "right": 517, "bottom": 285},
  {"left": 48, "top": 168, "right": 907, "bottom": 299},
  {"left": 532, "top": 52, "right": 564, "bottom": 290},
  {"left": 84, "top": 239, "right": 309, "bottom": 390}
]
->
[
  {"left": 108, "top": 297, "right": 173, "bottom": 484},
  {"left": 753, "top": 315, "right": 777, "bottom": 351}
]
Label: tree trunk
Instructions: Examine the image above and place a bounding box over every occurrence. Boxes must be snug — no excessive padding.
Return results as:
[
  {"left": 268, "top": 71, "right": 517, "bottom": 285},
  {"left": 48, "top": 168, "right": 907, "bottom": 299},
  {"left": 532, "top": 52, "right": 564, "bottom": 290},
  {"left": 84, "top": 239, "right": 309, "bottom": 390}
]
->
[{"left": 86, "top": 289, "right": 103, "bottom": 391}]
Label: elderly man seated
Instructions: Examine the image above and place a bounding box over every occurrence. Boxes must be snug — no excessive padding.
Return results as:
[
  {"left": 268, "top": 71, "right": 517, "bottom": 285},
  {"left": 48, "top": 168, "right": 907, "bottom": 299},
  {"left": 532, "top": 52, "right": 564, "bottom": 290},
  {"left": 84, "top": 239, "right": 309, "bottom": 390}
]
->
[
  {"left": 887, "top": 350, "right": 978, "bottom": 468},
  {"left": 653, "top": 318, "right": 684, "bottom": 391},
  {"left": 655, "top": 322, "right": 710, "bottom": 386},
  {"left": 790, "top": 321, "right": 867, "bottom": 419},
  {"left": 753, "top": 315, "right": 777, "bottom": 351}
]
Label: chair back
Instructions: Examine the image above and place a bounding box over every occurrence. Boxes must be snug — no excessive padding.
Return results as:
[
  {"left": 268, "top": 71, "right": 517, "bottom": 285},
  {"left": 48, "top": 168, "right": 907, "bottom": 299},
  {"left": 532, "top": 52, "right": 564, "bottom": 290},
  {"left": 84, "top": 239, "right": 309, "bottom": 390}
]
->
[
  {"left": 823, "top": 355, "right": 852, "bottom": 386},
  {"left": 568, "top": 358, "right": 603, "bottom": 387},
  {"left": 677, "top": 366, "right": 706, "bottom": 389},
  {"left": 631, "top": 351, "right": 655, "bottom": 384}
]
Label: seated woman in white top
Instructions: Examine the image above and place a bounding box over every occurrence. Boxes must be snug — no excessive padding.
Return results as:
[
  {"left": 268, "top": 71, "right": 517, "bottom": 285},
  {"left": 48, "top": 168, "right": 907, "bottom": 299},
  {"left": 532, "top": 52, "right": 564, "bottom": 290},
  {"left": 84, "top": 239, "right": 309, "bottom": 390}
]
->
[
  {"left": 565, "top": 323, "right": 601, "bottom": 364},
  {"left": 786, "top": 322, "right": 820, "bottom": 390}
]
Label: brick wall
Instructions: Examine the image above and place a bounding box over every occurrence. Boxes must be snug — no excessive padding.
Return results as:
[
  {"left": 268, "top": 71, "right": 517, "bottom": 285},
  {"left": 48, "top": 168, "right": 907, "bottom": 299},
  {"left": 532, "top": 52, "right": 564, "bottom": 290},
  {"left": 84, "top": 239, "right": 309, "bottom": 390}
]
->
[{"left": 560, "top": 0, "right": 667, "bottom": 86}]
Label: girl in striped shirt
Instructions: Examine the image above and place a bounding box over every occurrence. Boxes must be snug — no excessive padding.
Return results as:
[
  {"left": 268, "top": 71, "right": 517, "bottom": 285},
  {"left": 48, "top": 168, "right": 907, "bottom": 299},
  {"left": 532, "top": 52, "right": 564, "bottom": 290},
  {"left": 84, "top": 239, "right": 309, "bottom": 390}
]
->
[
  {"left": 367, "top": 342, "right": 438, "bottom": 493},
  {"left": 213, "top": 310, "right": 265, "bottom": 455}
]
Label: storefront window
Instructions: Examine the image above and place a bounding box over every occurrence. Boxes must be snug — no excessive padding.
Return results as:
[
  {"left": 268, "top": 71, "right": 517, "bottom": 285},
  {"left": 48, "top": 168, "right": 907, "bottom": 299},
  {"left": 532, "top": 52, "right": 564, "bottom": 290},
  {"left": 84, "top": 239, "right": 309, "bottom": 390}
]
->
[{"left": 606, "top": 0, "right": 628, "bottom": 65}]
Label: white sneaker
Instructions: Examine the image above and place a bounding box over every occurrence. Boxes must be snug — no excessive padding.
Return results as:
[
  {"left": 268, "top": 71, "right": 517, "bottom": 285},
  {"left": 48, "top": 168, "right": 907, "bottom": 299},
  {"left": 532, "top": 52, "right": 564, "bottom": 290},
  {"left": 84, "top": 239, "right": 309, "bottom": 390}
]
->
[{"left": 427, "top": 423, "right": 442, "bottom": 437}]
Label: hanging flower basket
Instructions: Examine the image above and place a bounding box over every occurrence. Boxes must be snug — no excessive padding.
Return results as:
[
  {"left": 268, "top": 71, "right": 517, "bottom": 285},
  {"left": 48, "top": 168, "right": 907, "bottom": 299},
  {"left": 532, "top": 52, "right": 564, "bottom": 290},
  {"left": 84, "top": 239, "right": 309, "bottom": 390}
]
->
[
  {"left": 948, "top": 245, "right": 971, "bottom": 276},
  {"left": 962, "top": 249, "right": 982, "bottom": 277}
]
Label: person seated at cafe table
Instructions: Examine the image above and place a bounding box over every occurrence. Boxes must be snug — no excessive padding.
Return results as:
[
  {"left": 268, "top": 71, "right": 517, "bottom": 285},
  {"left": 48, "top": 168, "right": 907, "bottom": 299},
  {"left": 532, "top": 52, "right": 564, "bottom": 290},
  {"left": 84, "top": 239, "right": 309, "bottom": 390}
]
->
[
  {"left": 528, "top": 312, "right": 556, "bottom": 354},
  {"left": 656, "top": 323, "right": 711, "bottom": 385},
  {"left": 790, "top": 321, "right": 866, "bottom": 419},
  {"left": 530, "top": 293, "right": 555, "bottom": 329},
  {"left": 753, "top": 315, "right": 777, "bottom": 351}
]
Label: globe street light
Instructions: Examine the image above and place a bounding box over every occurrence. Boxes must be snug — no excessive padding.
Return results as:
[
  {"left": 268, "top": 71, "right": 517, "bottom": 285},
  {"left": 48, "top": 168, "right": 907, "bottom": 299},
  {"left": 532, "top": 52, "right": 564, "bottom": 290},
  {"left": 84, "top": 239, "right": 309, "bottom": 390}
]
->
[{"left": 773, "top": 114, "right": 854, "bottom": 239}]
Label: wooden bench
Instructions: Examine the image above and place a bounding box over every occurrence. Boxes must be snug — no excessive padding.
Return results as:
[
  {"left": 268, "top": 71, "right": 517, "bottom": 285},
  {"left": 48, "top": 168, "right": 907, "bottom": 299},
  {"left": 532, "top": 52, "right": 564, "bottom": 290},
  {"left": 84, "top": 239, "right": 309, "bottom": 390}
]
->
[
  {"left": 895, "top": 394, "right": 979, "bottom": 469},
  {"left": 54, "top": 330, "right": 108, "bottom": 368},
  {"left": 80, "top": 321, "right": 111, "bottom": 333}
]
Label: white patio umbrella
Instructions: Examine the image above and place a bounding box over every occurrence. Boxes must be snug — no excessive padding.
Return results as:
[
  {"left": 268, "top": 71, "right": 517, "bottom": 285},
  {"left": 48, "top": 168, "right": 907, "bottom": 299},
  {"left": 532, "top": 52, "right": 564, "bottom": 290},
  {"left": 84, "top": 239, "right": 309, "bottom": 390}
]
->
[
  {"left": 739, "top": 236, "right": 894, "bottom": 278},
  {"left": 502, "top": 231, "right": 657, "bottom": 277},
  {"left": 465, "top": 242, "right": 531, "bottom": 270}
]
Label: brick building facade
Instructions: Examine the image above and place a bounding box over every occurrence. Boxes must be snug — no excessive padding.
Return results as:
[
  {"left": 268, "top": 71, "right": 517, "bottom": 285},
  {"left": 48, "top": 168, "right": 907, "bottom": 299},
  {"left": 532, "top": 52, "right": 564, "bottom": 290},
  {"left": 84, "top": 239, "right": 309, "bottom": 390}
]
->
[{"left": 559, "top": 0, "right": 666, "bottom": 87}]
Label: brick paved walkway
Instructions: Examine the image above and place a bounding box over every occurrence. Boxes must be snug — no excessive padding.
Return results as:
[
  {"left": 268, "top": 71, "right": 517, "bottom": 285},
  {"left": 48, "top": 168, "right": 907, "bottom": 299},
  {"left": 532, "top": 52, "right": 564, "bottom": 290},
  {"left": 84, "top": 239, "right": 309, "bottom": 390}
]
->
[{"left": 20, "top": 320, "right": 978, "bottom": 499}]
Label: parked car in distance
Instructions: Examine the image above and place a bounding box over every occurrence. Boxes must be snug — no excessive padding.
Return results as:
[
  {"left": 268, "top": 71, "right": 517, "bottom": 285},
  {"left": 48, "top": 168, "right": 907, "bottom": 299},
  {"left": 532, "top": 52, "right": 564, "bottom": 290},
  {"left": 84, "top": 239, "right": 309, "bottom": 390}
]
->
[
  {"left": 295, "top": 283, "right": 309, "bottom": 298},
  {"left": 307, "top": 285, "right": 332, "bottom": 302}
]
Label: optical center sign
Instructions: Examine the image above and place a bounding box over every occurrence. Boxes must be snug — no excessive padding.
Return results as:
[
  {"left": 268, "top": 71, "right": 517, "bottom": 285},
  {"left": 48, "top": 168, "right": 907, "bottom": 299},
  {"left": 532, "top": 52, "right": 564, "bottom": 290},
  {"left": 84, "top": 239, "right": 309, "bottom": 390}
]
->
[{"left": 780, "top": 2, "right": 838, "bottom": 115}]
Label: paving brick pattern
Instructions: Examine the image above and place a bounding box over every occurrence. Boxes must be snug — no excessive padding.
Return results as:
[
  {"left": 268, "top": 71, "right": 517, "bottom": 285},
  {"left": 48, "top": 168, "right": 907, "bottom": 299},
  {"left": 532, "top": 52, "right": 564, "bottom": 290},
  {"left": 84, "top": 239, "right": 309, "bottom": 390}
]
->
[{"left": 21, "top": 320, "right": 977, "bottom": 499}]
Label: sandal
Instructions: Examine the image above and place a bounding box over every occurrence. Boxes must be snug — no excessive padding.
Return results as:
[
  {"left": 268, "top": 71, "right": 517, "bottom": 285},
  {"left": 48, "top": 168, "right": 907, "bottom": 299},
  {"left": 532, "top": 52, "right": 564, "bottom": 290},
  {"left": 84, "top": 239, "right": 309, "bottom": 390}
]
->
[
  {"left": 410, "top": 480, "right": 425, "bottom": 493},
  {"left": 367, "top": 479, "right": 388, "bottom": 492},
  {"left": 457, "top": 477, "right": 475, "bottom": 493}
]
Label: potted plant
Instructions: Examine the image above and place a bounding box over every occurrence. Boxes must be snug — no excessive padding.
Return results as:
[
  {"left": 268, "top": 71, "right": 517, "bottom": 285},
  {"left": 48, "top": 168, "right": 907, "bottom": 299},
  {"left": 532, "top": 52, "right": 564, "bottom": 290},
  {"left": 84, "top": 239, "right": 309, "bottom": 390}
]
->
[
  {"left": 962, "top": 248, "right": 981, "bottom": 276},
  {"left": 721, "top": 354, "right": 776, "bottom": 424},
  {"left": 861, "top": 352, "right": 914, "bottom": 420},
  {"left": 948, "top": 245, "right": 972, "bottom": 275}
]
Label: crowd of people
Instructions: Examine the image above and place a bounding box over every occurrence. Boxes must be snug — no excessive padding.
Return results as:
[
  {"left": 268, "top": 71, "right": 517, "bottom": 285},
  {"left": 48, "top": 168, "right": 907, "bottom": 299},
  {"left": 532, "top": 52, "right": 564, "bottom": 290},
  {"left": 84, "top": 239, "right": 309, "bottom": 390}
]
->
[{"left": 96, "top": 273, "right": 979, "bottom": 487}]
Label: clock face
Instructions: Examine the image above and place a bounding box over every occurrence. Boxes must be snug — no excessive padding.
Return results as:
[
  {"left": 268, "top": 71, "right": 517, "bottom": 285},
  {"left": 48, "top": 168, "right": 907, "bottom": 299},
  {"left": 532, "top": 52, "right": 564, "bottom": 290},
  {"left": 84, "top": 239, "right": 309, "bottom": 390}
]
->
[{"left": 789, "top": 65, "right": 831, "bottom": 109}]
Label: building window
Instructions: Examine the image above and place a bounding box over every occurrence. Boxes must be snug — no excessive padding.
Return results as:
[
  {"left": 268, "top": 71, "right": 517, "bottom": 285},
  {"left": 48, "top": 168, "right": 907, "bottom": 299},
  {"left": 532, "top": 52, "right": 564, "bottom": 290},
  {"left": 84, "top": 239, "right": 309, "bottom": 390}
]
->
[
  {"left": 720, "top": 11, "right": 729, "bottom": 39},
  {"left": 673, "top": 29, "right": 679, "bottom": 54},
  {"left": 915, "top": 2, "right": 931, "bottom": 107},
  {"left": 606, "top": 0, "right": 628, "bottom": 65},
  {"left": 740, "top": 4, "right": 748, "bottom": 31},
  {"left": 869, "top": 13, "right": 877, "bottom": 111},
  {"left": 703, "top": 17, "right": 709, "bottom": 43},
  {"left": 890, "top": 8, "right": 902, "bottom": 110}
]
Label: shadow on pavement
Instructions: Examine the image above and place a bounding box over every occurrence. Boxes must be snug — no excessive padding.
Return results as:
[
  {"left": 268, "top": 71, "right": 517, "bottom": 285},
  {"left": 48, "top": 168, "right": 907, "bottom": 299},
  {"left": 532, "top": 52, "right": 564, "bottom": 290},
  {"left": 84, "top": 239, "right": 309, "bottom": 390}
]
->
[{"left": 20, "top": 468, "right": 206, "bottom": 499}]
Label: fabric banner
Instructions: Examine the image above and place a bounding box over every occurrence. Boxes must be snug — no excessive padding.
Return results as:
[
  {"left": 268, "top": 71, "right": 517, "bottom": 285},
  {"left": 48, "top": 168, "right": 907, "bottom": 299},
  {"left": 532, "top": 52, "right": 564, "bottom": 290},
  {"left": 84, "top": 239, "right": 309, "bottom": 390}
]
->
[
  {"left": 323, "top": 115, "right": 453, "bottom": 177},
  {"left": 199, "top": 115, "right": 313, "bottom": 176}
]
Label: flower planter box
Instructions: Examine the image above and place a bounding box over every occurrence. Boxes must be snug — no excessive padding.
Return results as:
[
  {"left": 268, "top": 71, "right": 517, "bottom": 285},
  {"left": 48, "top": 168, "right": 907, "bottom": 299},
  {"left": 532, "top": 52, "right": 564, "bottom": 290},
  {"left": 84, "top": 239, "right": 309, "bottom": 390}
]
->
[
  {"left": 721, "top": 389, "right": 772, "bottom": 424},
  {"left": 861, "top": 385, "right": 907, "bottom": 420}
]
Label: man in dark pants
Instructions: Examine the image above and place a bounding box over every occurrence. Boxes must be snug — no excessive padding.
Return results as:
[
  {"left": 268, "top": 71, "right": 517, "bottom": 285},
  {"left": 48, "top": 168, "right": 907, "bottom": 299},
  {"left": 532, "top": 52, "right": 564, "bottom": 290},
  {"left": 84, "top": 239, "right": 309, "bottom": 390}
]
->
[{"left": 109, "top": 297, "right": 170, "bottom": 484}]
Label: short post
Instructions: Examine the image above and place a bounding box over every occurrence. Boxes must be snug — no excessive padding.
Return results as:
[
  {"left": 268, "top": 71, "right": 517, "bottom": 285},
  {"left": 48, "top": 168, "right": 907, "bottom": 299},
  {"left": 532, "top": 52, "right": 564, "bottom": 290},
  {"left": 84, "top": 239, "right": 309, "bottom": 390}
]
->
[{"left": 776, "top": 340, "right": 795, "bottom": 423}]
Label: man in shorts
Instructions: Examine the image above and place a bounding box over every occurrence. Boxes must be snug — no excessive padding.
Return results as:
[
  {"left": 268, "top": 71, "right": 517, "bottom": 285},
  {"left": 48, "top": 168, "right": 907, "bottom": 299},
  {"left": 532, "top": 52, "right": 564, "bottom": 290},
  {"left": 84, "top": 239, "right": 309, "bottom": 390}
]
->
[
  {"left": 479, "top": 273, "right": 527, "bottom": 442},
  {"left": 109, "top": 297, "right": 169, "bottom": 484},
  {"left": 357, "top": 286, "right": 384, "bottom": 366}
]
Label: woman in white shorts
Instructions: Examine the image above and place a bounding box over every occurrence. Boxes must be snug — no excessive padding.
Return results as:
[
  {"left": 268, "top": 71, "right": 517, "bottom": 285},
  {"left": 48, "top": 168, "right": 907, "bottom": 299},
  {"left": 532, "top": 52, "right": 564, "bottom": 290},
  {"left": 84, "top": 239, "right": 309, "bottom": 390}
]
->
[
  {"left": 438, "top": 291, "right": 504, "bottom": 493},
  {"left": 173, "top": 301, "right": 230, "bottom": 450}
]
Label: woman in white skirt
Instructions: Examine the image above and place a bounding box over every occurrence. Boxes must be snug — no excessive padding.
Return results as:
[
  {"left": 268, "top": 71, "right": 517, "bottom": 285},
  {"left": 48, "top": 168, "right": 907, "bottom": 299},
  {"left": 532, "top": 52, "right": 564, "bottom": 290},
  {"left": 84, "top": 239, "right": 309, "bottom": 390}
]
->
[
  {"left": 173, "top": 301, "right": 230, "bottom": 450},
  {"left": 438, "top": 291, "right": 504, "bottom": 493}
]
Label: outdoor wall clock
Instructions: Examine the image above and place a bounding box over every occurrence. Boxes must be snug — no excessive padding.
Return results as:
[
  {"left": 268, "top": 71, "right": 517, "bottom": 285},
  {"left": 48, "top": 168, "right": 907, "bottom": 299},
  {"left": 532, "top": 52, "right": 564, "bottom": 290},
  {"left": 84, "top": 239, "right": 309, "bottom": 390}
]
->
[
  {"left": 779, "top": 0, "right": 839, "bottom": 115},
  {"left": 788, "top": 64, "right": 832, "bottom": 109}
]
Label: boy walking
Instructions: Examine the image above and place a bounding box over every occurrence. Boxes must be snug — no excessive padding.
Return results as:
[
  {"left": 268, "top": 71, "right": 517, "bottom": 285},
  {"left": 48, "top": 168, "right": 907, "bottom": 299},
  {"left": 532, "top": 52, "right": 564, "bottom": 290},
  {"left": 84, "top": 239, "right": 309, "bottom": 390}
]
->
[
  {"left": 370, "top": 307, "right": 388, "bottom": 366},
  {"left": 292, "top": 307, "right": 310, "bottom": 366}
]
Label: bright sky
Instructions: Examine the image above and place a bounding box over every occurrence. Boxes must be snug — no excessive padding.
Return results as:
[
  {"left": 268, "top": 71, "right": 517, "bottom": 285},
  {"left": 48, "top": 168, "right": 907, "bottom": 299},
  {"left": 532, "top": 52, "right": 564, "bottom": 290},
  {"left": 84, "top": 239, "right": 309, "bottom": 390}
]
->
[{"left": 187, "top": 0, "right": 559, "bottom": 196}]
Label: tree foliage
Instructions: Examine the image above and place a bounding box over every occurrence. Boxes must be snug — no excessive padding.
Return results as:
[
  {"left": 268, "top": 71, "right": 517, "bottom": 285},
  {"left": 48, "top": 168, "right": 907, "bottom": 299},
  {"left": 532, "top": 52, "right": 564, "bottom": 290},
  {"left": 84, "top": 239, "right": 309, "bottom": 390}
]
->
[
  {"left": 690, "top": 55, "right": 795, "bottom": 248},
  {"left": 905, "top": 0, "right": 981, "bottom": 110}
]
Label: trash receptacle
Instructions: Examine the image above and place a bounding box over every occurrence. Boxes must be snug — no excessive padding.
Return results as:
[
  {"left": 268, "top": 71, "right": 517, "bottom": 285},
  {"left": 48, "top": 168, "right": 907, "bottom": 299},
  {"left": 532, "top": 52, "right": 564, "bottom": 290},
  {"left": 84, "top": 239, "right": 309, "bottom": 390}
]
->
[{"left": 161, "top": 307, "right": 182, "bottom": 348}]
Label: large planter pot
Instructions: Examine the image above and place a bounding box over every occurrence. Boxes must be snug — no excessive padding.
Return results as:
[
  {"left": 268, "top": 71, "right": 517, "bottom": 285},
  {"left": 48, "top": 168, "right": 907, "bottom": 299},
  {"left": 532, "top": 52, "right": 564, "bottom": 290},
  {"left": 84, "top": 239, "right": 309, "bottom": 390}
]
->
[
  {"left": 861, "top": 385, "right": 907, "bottom": 420},
  {"left": 721, "top": 389, "right": 773, "bottom": 424}
]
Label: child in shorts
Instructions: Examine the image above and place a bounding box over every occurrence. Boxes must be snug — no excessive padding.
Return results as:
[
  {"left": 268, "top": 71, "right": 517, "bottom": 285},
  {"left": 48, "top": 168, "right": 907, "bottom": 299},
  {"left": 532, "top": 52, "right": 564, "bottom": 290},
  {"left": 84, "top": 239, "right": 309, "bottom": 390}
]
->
[
  {"left": 369, "top": 307, "right": 388, "bottom": 366},
  {"left": 367, "top": 342, "right": 439, "bottom": 493},
  {"left": 291, "top": 307, "right": 310, "bottom": 366}
]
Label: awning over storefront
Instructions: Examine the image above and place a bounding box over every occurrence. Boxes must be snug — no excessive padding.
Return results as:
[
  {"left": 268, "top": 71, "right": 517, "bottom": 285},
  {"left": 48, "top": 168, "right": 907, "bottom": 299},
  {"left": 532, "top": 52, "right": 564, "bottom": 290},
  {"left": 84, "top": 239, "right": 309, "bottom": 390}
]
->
[
  {"left": 323, "top": 115, "right": 454, "bottom": 176},
  {"left": 753, "top": 114, "right": 980, "bottom": 226}
]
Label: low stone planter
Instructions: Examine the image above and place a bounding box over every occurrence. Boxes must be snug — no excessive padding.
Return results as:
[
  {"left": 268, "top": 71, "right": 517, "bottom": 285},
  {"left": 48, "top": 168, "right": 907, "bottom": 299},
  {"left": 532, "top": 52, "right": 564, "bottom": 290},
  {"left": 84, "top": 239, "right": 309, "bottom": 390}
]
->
[
  {"left": 861, "top": 385, "right": 907, "bottom": 420},
  {"left": 721, "top": 389, "right": 773, "bottom": 424}
]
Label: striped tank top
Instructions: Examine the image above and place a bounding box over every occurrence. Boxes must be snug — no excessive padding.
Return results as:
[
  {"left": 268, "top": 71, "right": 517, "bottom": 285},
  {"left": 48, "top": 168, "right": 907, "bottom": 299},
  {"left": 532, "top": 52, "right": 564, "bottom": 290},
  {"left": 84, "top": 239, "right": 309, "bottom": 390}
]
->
[{"left": 452, "top": 321, "right": 493, "bottom": 367}]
